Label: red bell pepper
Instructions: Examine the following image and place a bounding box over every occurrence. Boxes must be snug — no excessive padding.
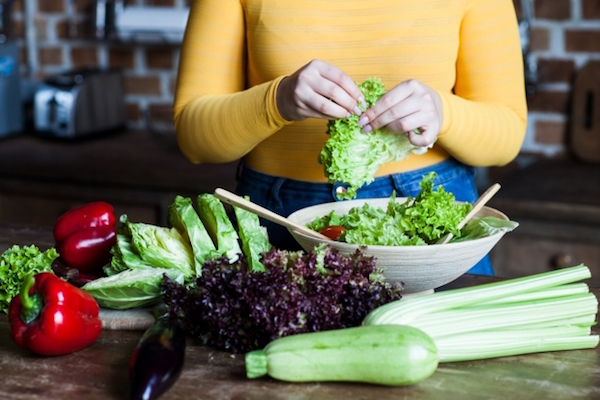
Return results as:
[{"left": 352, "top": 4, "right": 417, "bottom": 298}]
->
[
  {"left": 8, "top": 272, "right": 102, "bottom": 356},
  {"left": 57, "top": 225, "right": 117, "bottom": 273},
  {"left": 54, "top": 201, "right": 117, "bottom": 274}
]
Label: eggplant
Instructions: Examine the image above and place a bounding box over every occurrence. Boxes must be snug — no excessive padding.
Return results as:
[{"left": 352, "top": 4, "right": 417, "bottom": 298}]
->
[{"left": 130, "top": 315, "right": 186, "bottom": 400}]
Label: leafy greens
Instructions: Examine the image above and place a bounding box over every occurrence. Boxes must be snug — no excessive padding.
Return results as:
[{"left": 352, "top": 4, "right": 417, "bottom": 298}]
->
[
  {"left": 319, "top": 77, "right": 430, "bottom": 200},
  {"left": 308, "top": 172, "right": 472, "bottom": 245},
  {"left": 161, "top": 243, "right": 403, "bottom": 354},
  {"left": 0, "top": 245, "right": 58, "bottom": 313}
]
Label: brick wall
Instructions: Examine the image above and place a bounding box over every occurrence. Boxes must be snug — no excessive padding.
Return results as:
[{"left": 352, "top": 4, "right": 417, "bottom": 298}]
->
[{"left": 6, "top": 0, "right": 600, "bottom": 167}]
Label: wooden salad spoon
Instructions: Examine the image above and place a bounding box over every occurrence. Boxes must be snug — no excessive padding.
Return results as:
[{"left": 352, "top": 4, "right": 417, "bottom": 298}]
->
[
  {"left": 436, "top": 183, "right": 502, "bottom": 245},
  {"left": 213, "top": 188, "right": 331, "bottom": 241}
]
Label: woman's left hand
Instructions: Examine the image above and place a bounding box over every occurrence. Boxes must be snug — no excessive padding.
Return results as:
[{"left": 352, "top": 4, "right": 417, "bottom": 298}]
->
[{"left": 358, "top": 79, "right": 443, "bottom": 147}]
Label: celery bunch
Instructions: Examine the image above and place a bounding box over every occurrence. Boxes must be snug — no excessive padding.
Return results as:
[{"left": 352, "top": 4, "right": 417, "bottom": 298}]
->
[{"left": 363, "top": 265, "right": 599, "bottom": 362}]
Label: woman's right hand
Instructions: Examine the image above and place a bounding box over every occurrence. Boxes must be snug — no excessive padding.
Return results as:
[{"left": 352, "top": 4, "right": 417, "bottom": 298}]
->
[{"left": 276, "top": 59, "right": 365, "bottom": 122}]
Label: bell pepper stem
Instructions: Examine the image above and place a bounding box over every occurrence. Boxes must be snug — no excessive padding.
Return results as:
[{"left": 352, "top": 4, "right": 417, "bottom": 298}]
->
[{"left": 19, "top": 274, "right": 43, "bottom": 324}]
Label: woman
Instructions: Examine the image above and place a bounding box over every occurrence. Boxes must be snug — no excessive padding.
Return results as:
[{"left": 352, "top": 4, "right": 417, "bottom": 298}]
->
[{"left": 173, "top": 0, "right": 527, "bottom": 275}]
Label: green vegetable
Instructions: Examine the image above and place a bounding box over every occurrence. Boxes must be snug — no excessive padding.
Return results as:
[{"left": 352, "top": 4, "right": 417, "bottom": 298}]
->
[
  {"left": 245, "top": 325, "right": 438, "bottom": 386},
  {"left": 452, "top": 216, "right": 519, "bottom": 243},
  {"left": 105, "top": 234, "right": 154, "bottom": 276},
  {"left": 319, "top": 77, "right": 429, "bottom": 200},
  {"left": 82, "top": 268, "right": 185, "bottom": 310},
  {"left": 196, "top": 193, "right": 242, "bottom": 262},
  {"left": 0, "top": 245, "right": 58, "bottom": 313},
  {"left": 363, "top": 265, "right": 599, "bottom": 362},
  {"left": 233, "top": 196, "right": 271, "bottom": 272},
  {"left": 121, "top": 215, "right": 195, "bottom": 279},
  {"left": 168, "top": 195, "right": 219, "bottom": 275},
  {"left": 309, "top": 172, "right": 473, "bottom": 245}
]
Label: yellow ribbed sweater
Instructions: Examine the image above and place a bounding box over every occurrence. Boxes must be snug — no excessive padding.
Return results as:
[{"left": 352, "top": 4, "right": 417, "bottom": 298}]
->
[{"left": 173, "top": 0, "right": 527, "bottom": 182}]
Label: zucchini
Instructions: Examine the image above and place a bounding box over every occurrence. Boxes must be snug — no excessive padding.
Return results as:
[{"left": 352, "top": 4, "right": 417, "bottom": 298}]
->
[{"left": 245, "top": 325, "right": 438, "bottom": 386}]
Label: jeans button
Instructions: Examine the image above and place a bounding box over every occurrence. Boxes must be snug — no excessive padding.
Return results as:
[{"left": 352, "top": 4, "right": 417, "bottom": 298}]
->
[
  {"left": 335, "top": 186, "right": 348, "bottom": 195},
  {"left": 332, "top": 183, "right": 348, "bottom": 201}
]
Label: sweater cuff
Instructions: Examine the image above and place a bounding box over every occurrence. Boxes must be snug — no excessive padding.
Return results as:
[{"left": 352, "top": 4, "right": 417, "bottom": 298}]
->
[
  {"left": 437, "top": 91, "right": 453, "bottom": 137},
  {"left": 266, "top": 75, "right": 294, "bottom": 128}
]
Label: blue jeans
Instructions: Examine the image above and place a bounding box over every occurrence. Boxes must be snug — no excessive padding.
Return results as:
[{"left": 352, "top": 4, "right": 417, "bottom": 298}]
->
[{"left": 235, "top": 158, "right": 494, "bottom": 276}]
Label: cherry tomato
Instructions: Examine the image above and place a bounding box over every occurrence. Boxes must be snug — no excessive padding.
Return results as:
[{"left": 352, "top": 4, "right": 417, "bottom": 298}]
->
[{"left": 319, "top": 225, "right": 346, "bottom": 241}]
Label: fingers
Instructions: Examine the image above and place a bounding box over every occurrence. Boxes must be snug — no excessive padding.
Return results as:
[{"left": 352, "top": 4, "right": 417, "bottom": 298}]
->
[
  {"left": 358, "top": 79, "right": 442, "bottom": 147},
  {"left": 276, "top": 60, "right": 365, "bottom": 121}
]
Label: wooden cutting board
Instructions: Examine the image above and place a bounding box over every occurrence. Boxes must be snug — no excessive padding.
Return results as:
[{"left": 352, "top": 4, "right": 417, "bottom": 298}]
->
[
  {"left": 570, "top": 61, "right": 600, "bottom": 163},
  {"left": 99, "top": 308, "right": 156, "bottom": 331}
]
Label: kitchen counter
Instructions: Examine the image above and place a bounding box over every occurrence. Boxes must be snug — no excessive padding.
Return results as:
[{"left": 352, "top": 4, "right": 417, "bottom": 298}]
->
[
  {"left": 487, "top": 158, "right": 600, "bottom": 281},
  {"left": 1, "top": 223, "right": 599, "bottom": 400},
  {"left": 0, "top": 130, "right": 239, "bottom": 227}
]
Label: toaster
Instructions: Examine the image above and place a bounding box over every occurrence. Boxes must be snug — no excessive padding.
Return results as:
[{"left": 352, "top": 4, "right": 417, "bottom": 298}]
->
[{"left": 34, "top": 68, "right": 126, "bottom": 138}]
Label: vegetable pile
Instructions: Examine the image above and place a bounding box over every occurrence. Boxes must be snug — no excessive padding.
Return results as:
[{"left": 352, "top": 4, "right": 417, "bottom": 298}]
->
[
  {"left": 161, "top": 243, "right": 403, "bottom": 354},
  {"left": 318, "top": 77, "right": 430, "bottom": 200}
]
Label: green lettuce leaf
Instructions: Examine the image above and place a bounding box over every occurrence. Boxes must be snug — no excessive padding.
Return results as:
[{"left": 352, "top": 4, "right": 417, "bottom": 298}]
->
[
  {"left": 82, "top": 268, "right": 185, "bottom": 310},
  {"left": 319, "top": 77, "right": 429, "bottom": 200},
  {"left": 451, "top": 217, "right": 520, "bottom": 243},
  {"left": 169, "top": 195, "right": 219, "bottom": 275},
  {"left": 308, "top": 172, "right": 472, "bottom": 245},
  {"left": 104, "top": 234, "right": 154, "bottom": 276},
  {"left": 233, "top": 196, "right": 272, "bottom": 272},
  {"left": 121, "top": 215, "right": 195, "bottom": 279},
  {"left": 0, "top": 245, "right": 58, "bottom": 313},
  {"left": 196, "top": 193, "right": 242, "bottom": 262}
]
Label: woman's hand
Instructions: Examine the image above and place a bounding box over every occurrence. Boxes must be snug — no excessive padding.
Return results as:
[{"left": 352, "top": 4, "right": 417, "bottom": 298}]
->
[
  {"left": 276, "top": 59, "right": 365, "bottom": 121},
  {"left": 358, "top": 79, "right": 443, "bottom": 147}
]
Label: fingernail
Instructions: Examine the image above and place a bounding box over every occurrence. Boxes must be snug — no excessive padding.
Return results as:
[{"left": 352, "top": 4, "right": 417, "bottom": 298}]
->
[
  {"left": 358, "top": 116, "right": 369, "bottom": 127},
  {"left": 361, "top": 124, "right": 372, "bottom": 133},
  {"left": 358, "top": 96, "right": 367, "bottom": 109},
  {"left": 346, "top": 112, "right": 352, "bottom": 118},
  {"left": 353, "top": 106, "right": 362, "bottom": 116}
]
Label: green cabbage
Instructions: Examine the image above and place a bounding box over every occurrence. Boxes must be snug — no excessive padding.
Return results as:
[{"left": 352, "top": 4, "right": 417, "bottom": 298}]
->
[
  {"left": 120, "top": 215, "right": 195, "bottom": 279},
  {"left": 319, "top": 77, "right": 427, "bottom": 200},
  {"left": 82, "top": 268, "right": 185, "bottom": 310},
  {"left": 0, "top": 245, "right": 58, "bottom": 313}
]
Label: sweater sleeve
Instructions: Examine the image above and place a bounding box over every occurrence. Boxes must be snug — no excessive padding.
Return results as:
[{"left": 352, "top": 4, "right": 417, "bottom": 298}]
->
[
  {"left": 436, "top": 0, "right": 528, "bottom": 167},
  {"left": 172, "top": 0, "right": 291, "bottom": 164}
]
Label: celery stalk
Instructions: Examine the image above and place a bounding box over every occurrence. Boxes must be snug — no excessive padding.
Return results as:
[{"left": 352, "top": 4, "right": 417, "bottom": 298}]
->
[
  {"left": 363, "top": 265, "right": 599, "bottom": 362},
  {"left": 479, "top": 283, "right": 590, "bottom": 305},
  {"left": 363, "top": 264, "right": 591, "bottom": 326},
  {"left": 410, "top": 293, "right": 598, "bottom": 339},
  {"left": 437, "top": 335, "right": 599, "bottom": 362}
]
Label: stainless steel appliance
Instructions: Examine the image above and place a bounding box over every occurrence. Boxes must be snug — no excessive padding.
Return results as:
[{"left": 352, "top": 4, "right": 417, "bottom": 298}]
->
[{"left": 33, "top": 68, "right": 126, "bottom": 138}]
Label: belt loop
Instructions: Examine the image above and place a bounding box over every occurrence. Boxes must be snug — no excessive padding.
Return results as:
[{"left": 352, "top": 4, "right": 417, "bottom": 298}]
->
[
  {"left": 269, "top": 177, "right": 286, "bottom": 210},
  {"left": 235, "top": 159, "right": 244, "bottom": 182}
]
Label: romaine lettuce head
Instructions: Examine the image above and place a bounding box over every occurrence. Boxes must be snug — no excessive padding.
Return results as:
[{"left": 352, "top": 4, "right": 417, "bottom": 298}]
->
[
  {"left": 82, "top": 268, "right": 185, "bottom": 310},
  {"left": 233, "top": 197, "right": 272, "bottom": 272},
  {"left": 121, "top": 215, "right": 195, "bottom": 279},
  {"left": 196, "top": 194, "right": 242, "bottom": 263},
  {"left": 319, "top": 77, "right": 428, "bottom": 200},
  {"left": 0, "top": 245, "right": 58, "bottom": 313},
  {"left": 169, "top": 195, "right": 219, "bottom": 275}
]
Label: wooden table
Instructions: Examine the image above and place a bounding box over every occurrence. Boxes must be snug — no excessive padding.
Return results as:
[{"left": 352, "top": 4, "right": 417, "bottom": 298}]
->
[{"left": 1, "top": 223, "right": 599, "bottom": 400}]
